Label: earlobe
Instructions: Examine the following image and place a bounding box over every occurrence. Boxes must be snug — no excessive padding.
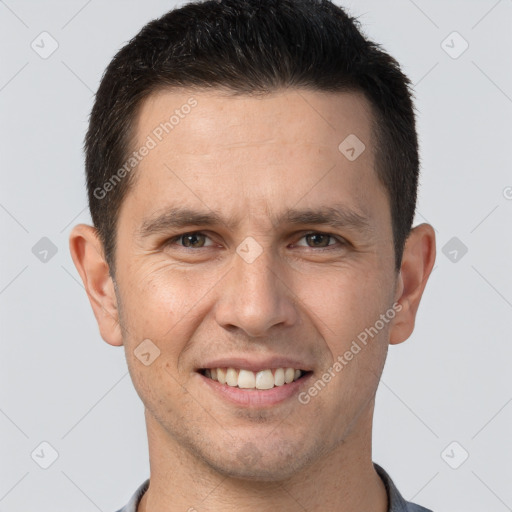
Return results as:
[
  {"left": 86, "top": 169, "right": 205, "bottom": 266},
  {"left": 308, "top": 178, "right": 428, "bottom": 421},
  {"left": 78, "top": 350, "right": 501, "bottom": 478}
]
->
[
  {"left": 389, "top": 223, "right": 436, "bottom": 345},
  {"left": 69, "top": 224, "right": 123, "bottom": 347}
]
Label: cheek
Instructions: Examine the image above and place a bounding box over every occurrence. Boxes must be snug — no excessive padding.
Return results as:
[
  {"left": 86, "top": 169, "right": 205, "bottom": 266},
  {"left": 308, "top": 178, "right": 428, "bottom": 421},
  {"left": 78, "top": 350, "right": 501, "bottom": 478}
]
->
[
  {"left": 120, "top": 261, "right": 205, "bottom": 334},
  {"left": 299, "top": 288, "right": 390, "bottom": 435},
  {"left": 118, "top": 261, "right": 224, "bottom": 385},
  {"left": 305, "top": 267, "right": 394, "bottom": 351},
  {"left": 308, "top": 272, "right": 392, "bottom": 411}
]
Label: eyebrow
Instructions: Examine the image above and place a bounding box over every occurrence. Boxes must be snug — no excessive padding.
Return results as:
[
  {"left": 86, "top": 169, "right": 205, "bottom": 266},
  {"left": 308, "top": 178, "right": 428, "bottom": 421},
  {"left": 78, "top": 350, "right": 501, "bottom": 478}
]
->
[{"left": 137, "top": 204, "right": 374, "bottom": 240}]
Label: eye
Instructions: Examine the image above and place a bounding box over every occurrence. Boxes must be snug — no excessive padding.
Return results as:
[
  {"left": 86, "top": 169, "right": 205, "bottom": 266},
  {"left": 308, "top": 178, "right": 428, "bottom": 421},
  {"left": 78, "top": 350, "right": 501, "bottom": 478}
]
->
[
  {"left": 166, "top": 232, "right": 214, "bottom": 248},
  {"left": 293, "top": 232, "right": 344, "bottom": 249}
]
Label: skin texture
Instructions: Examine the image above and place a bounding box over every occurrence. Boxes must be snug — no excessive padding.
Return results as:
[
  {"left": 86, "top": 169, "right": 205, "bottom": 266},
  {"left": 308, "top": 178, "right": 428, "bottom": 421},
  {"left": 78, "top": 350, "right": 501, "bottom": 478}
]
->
[{"left": 70, "top": 88, "right": 436, "bottom": 511}]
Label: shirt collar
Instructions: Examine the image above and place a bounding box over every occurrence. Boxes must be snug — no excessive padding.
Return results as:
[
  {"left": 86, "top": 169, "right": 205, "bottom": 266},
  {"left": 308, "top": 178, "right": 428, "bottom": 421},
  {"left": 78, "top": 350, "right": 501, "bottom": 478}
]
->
[{"left": 373, "top": 462, "right": 431, "bottom": 511}]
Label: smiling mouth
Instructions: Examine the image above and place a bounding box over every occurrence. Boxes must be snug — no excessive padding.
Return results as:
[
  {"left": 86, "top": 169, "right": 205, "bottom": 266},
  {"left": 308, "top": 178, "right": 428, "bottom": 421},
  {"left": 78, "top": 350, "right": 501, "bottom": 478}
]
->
[{"left": 199, "top": 367, "right": 311, "bottom": 390}]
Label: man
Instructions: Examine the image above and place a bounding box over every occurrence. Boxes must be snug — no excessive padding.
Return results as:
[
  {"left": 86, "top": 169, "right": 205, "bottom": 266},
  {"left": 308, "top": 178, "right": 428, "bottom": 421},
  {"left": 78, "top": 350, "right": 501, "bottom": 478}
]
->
[{"left": 69, "top": 0, "right": 436, "bottom": 510}]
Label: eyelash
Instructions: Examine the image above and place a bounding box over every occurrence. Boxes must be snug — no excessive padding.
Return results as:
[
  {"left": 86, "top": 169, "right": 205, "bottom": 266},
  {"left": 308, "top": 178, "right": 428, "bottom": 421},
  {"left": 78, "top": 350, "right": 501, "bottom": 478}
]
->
[{"left": 164, "top": 231, "right": 347, "bottom": 250}]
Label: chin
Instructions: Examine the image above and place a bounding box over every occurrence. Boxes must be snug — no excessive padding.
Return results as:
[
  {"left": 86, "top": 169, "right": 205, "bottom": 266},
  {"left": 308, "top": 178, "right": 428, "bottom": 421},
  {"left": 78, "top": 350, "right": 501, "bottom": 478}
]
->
[
  {"left": 204, "top": 439, "right": 317, "bottom": 482},
  {"left": 212, "top": 460, "right": 301, "bottom": 482}
]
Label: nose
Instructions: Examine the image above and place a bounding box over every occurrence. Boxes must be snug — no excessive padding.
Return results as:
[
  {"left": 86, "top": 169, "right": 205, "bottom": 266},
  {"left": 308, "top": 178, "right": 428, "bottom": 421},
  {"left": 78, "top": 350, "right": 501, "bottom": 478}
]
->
[{"left": 214, "top": 242, "right": 299, "bottom": 338}]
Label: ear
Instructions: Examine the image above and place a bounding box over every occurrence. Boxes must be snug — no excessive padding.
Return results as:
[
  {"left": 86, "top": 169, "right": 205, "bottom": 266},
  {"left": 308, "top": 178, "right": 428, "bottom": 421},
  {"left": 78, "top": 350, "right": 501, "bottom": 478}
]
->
[
  {"left": 69, "top": 224, "right": 123, "bottom": 346},
  {"left": 389, "top": 223, "right": 436, "bottom": 345}
]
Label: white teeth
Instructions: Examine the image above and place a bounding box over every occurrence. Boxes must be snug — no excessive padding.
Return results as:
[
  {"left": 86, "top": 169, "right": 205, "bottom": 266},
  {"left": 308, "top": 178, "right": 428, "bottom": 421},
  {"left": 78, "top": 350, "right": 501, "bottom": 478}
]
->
[
  {"left": 217, "top": 367, "right": 226, "bottom": 384},
  {"left": 255, "top": 369, "right": 274, "bottom": 390},
  {"left": 284, "top": 368, "right": 295, "bottom": 384},
  {"left": 238, "top": 369, "right": 256, "bottom": 388},
  {"left": 203, "top": 366, "right": 305, "bottom": 389},
  {"left": 226, "top": 368, "right": 238, "bottom": 387},
  {"left": 274, "top": 368, "right": 285, "bottom": 386}
]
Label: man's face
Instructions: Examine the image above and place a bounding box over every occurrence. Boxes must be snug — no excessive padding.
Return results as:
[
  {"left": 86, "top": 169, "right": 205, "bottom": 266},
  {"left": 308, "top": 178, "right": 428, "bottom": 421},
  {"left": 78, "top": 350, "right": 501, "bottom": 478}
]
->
[{"left": 113, "top": 88, "right": 399, "bottom": 479}]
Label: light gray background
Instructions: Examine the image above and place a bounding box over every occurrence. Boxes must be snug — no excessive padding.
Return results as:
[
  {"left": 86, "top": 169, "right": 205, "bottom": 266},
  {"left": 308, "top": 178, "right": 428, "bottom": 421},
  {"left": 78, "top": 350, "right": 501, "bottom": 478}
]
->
[{"left": 1, "top": 0, "right": 511, "bottom": 510}]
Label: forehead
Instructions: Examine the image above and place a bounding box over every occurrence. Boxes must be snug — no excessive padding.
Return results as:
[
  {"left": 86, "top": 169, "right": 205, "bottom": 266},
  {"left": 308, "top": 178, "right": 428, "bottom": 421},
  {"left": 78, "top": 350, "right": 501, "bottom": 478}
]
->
[
  {"left": 135, "top": 87, "right": 375, "bottom": 157},
  {"left": 121, "top": 87, "right": 387, "bottom": 233}
]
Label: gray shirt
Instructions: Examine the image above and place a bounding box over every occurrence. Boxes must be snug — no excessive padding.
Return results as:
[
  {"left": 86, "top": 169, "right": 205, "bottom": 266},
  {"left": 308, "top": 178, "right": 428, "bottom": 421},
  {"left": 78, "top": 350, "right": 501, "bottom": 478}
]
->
[{"left": 115, "top": 463, "right": 433, "bottom": 511}]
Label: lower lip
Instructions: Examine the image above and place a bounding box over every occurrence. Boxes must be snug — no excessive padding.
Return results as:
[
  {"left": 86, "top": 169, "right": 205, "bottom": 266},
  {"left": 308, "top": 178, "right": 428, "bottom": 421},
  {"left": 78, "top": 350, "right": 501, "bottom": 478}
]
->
[{"left": 198, "top": 372, "right": 313, "bottom": 407}]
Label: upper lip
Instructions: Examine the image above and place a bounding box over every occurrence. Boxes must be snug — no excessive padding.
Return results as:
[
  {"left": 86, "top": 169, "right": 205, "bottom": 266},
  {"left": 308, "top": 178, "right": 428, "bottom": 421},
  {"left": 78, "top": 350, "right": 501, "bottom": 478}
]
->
[{"left": 198, "top": 356, "right": 313, "bottom": 373}]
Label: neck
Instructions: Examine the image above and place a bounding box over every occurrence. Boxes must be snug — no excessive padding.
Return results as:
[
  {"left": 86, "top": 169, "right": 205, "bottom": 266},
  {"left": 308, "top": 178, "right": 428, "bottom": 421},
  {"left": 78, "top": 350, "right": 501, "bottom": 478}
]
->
[{"left": 137, "top": 402, "right": 388, "bottom": 512}]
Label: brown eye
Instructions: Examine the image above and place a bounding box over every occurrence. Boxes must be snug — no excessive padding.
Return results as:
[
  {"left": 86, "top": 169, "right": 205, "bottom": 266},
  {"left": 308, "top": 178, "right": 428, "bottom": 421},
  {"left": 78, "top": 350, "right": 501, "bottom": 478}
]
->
[
  {"left": 304, "top": 233, "right": 333, "bottom": 248},
  {"left": 293, "top": 232, "right": 341, "bottom": 249},
  {"left": 165, "top": 232, "right": 214, "bottom": 249},
  {"left": 180, "top": 233, "right": 207, "bottom": 248}
]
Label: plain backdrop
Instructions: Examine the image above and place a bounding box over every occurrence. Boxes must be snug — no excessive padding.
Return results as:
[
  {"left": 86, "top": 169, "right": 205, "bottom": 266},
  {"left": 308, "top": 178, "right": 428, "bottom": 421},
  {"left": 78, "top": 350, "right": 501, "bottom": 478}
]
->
[{"left": 1, "top": 1, "right": 511, "bottom": 511}]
